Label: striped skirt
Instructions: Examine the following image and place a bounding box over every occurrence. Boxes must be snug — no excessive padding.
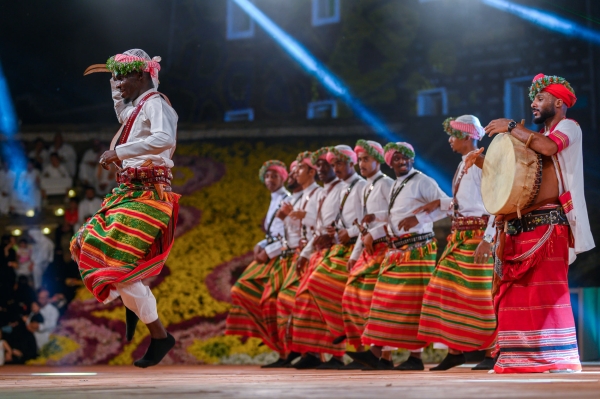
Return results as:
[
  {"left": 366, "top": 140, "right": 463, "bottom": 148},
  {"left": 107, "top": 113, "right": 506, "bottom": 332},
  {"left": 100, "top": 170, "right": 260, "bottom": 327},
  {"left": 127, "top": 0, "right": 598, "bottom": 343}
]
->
[
  {"left": 309, "top": 243, "right": 354, "bottom": 338},
  {"left": 417, "top": 229, "right": 496, "bottom": 351},
  {"left": 276, "top": 252, "right": 300, "bottom": 354},
  {"left": 362, "top": 238, "right": 437, "bottom": 350},
  {"left": 494, "top": 224, "right": 581, "bottom": 373},
  {"left": 290, "top": 248, "right": 345, "bottom": 356},
  {"left": 342, "top": 242, "right": 388, "bottom": 349},
  {"left": 70, "top": 184, "right": 179, "bottom": 302},
  {"left": 225, "top": 256, "right": 281, "bottom": 353}
]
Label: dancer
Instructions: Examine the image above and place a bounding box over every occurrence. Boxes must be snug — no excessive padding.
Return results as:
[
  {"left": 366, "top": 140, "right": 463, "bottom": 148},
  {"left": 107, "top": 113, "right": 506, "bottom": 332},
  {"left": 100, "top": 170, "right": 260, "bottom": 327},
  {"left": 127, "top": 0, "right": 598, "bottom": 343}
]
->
[
  {"left": 464, "top": 73, "right": 594, "bottom": 373},
  {"left": 225, "top": 160, "right": 290, "bottom": 360},
  {"left": 415, "top": 116, "right": 497, "bottom": 371},
  {"left": 290, "top": 147, "right": 345, "bottom": 369},
  {"left": 276, "top": 152, "right": 321, "bottom": 367},
  {"left": 339, "top": 140, "right": 393, "bottom": 369},
  {"left": 71, "top": 49, "right": 179, "bottom": 368},
  {"left": 348, "top": 142, "right": 447, "bottom": 371}
]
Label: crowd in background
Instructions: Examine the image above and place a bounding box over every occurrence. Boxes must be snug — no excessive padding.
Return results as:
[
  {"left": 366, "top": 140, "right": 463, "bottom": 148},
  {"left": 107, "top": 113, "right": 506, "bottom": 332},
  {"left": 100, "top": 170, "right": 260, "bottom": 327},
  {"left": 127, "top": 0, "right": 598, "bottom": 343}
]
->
[
  {"left": 0, "top": 133, "right": 117, "bottom": 216},
  {"left": 0, "top": 133, "right": 112, "bottom": 365}
]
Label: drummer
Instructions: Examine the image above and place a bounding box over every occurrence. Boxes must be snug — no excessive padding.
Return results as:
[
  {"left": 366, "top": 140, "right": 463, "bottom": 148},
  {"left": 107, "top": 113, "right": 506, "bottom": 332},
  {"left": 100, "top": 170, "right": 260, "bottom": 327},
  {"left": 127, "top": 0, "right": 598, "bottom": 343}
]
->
[
  {"left": 465, "top": 74, "right": 595, "bottom": 374},
  {"left": 413, "top": 115, "right": 497, "bottom": 371}
]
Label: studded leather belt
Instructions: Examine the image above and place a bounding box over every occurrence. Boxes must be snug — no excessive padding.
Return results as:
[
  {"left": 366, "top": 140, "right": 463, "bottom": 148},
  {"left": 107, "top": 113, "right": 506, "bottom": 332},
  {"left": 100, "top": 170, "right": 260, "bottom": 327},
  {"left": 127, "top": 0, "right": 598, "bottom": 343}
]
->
[
  {"left": 387, "top": 232, "right": 435, "bottom": 249},
  {"left": 451, "top": 215, "right": 489, "bottom": 231},
  {"left": 502, "top": 207, "right": 568, "bottom": 235},
  {"left": 117, "top": 166, "right": 173, "bottom": 186}
]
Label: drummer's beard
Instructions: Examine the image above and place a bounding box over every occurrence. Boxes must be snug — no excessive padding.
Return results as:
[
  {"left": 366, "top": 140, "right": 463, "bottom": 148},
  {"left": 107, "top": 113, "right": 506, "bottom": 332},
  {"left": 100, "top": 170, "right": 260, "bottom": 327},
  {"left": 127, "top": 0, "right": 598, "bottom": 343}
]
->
[{"left": 533, "top": 105, "right": 555, "bottom": 124}]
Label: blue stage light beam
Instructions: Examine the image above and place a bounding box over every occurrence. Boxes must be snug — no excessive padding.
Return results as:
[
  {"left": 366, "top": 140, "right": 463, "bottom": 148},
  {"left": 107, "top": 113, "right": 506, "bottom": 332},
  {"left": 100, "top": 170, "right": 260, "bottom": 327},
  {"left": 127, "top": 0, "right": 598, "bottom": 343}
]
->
[
  {"left": 482, "top": 0, "right": 600, "bottom": 45},
  {"left": 0, "top": 60, "right": 30, "bottom": 209},
  {"left": 231, "top": 0, "right": 452, "bottom": 193}
]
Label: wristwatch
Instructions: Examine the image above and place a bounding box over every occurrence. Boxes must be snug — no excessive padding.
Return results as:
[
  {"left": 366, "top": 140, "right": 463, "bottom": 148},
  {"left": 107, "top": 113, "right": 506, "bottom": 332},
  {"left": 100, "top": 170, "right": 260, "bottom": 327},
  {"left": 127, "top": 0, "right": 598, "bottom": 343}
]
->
[
  {"left": 483, "top": 234, "right": 494, "bottom": 244},
  {"left": 507, "top": 120, "right": 517, "bottom": 133}
]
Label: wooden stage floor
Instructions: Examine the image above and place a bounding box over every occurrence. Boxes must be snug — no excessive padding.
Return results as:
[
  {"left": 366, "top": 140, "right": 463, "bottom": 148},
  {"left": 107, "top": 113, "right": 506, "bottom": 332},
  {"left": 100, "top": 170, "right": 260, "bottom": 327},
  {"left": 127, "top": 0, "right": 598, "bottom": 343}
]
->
[{"left": 1, "top": 365, "right": 599, "bottom": 399}]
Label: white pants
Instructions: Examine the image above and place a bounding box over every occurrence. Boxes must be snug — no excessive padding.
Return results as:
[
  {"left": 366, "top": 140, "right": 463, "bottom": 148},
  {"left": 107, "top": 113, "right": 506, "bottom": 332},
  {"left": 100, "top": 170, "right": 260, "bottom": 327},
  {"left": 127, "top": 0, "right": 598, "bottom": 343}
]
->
[{"left": 103, "top": 281, "right": 158, "bottom": 324}]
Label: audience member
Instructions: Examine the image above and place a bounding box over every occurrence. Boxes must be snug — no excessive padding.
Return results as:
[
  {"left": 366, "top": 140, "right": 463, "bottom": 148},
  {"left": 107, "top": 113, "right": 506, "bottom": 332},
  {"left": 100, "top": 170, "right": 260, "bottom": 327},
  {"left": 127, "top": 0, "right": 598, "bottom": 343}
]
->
[
  {"left": 28, "top": 229, "right": 55, "bottom": 290},
  {"left": 42, "top": 153, "right": 71, "bottom": 178},
  {"left": 31, "top": 289, "right": 59, "bottom": 351},
  {"left": 49, "top": 133, "right": 77, "bottom": 178},
  {"left": 0, "top": 330, "right": 13, "bottom": 365},
  {"left": 15, "top": 239, "right": 33, "bottom": 283},
  {"left": 95, "top": 162, "right": 118, "bottom": 196},
  {"left": 10, "top": 159, "right": 41, "bottom": 215},
  {"left": 28, "top": 138, "right": 50, "bottom": 168},
  {"left": 64, "top": 198, "right": 79, "bottom": 227},
  {"left": 78, "top": 187, "right": 102, "bottom": 228},
  {"left": 5, "top": 312, "right": 43, "bottom": 364},
  {"left": 79, "top": 139, "right": 103, "bottom": 187}
]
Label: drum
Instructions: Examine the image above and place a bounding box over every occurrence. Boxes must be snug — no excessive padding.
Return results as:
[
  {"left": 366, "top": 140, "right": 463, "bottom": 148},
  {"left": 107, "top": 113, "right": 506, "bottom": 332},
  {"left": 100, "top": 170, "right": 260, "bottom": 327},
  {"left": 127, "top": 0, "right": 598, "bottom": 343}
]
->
[{"left": 481, "top": 133, "right": 542, "bottom": 215}]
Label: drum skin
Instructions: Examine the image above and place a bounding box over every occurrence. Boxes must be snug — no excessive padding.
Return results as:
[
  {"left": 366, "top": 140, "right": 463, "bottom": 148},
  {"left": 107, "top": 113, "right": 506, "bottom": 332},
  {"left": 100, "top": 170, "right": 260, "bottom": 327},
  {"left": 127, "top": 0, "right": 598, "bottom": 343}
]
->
[{"left": 481, "top": 133, "right": 541, "bottom": 215}]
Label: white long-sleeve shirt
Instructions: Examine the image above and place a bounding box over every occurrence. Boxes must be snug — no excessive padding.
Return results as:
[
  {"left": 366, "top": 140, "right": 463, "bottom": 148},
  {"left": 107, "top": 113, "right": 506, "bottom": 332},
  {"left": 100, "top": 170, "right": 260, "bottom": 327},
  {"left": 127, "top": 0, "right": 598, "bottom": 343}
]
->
[
  {"left": 336, "top": 174, "right": 368, "bottom": 238},
  {"left": 299, "top": 182, "right": 323, "bottom": 242},
  {"left": 440, "top": 158, "right": 495, "bottom": 237},
  {"left": 300, "top": 178, "right": 344, "bottom": 259},
  {"left": 33, "top": 303, "right": 60, "bottom": 350},
  {"left": 48, "top": 143, "right": 77, "bottom": 178},
  {"left": 283, "top": 190, "right": 304, "bottom": 249},
  {"left": 371, "top": 169, "right": 448, "bottom": 240},
  {"left": 257, "top": 186, "right": 290, "bottom": 248},
  {"left": 350, "top": 170, "right": 394, "bottom": 261},
  {"left": 111, "top": 82, "right": 178, "bottom": 168}
]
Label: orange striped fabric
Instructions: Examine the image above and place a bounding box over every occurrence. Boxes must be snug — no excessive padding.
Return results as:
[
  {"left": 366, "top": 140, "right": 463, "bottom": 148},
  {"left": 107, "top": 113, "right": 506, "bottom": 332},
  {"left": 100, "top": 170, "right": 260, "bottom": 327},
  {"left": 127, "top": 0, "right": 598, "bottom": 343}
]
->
[{"left": 276, "top": 252, "right": 300, "bottom": 354}]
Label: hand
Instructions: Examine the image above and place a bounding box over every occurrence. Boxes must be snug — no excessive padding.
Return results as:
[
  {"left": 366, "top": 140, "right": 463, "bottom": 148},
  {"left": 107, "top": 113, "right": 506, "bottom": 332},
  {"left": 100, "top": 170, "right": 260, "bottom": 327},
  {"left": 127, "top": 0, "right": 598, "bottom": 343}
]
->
[
  {"left": 361, "top": 214, "right": 376, "bottom": 224},
  {"left": 12, "top": 349, "right": 23, "bottom": 358},
  {"left": 484, "top": 118, "right": 512, "bottom": 137},
  {"left": 254, "top": 246, "right": 269, "bottom": 264},
  {"left": 398, "top": 216, "right": 419, "bottom": 232},
  {"left": 346, "top": 259, "right": 357, "bottom": 272},
  {"left": 362, "top": 233, "right": 374, "bottom": 255},
  {"left": 99, "top": 150, "right": 119, "bottom": 170},
  {"left": 289, "top": 210, "right": 307, "bottom": 220},
  {"left": 474, "top": 240, "right": 493, "bottom": 264},
  {"left": 326, "top": 225, "right": 337, "bottom": 238},
  {"left": 297, "top": 256, "right": 309, "bottom": 276},
  {"left": 277, "top": 203, "right": 293, "bottom": 219},
  {"left": 413, "top": 199, "right": 440, "bottom": 215},
  {"left": 463, "top": 148, "right": 484, "bottom": 173},
  {"left": 337, "top": 229, "right": 350, "bottom": 244}
]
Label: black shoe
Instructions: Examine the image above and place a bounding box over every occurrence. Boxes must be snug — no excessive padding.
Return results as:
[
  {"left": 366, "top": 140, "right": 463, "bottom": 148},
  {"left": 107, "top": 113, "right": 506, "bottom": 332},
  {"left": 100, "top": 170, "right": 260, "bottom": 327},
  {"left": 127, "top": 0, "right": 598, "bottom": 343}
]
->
[
  {"left": 346, "top": 350, "right": 380, "bottom": 369},
  {"left": 261, "top": 358, "right": 287, "bottom": 368},
  {"left": 133, "top": 332, "right": 175, "bottom": 368},
  {"left": 375, "top": 358, "right": 394, "bottom": 370},
  {"left": 471, "top": 356, "right": 496, "bottom": 370},
  {"left": 125, "top": 307, "right": 139, "bottom": 342},
  {"left": 394, "top": 356, "right": 425, "bottom": 371},
  {"left": 332, "top": 335, "right": 347, "bottom": 345},
  {"left": 282, "top": 351, "right": 301, "bottom": 367},
  {"left": 338, "top": 360, "right": 365, "bottom": 370},
  {"left": 316, "top": 358, "right": 345, "bottom": 370},
  {"left": 293, "top": 354, "right": 322, "bottom": 369},
  {"left": 429, "top": 353, "right": 466, "bottom": 371}
]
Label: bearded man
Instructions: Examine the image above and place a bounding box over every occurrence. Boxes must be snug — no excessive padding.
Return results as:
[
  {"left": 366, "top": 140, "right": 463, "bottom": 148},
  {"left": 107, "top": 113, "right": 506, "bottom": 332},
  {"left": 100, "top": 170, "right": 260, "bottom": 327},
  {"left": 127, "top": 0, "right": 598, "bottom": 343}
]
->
[{"left": 465, "top": 73, "right": 594, "bottom": 373}]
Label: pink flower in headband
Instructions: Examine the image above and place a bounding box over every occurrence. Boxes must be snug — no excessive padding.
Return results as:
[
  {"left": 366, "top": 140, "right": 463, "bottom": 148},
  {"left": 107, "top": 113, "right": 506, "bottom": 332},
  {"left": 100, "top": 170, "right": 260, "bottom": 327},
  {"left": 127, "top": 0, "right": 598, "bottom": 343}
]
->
[{"left": 113, "top": 53, "right": 161, "bottom": 80}]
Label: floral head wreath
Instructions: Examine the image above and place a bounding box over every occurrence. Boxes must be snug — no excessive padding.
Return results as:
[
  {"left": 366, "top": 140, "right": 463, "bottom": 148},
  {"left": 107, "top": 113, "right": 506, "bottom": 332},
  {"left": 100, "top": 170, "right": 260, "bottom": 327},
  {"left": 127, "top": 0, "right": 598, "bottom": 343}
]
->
[
  {"left": 383, "top": 142, "right": 415, "bottom": 160},
  {"left": 529, "top": 75, "right": 575, "bottom": 102},
  {"left": 310, "top": 147, "right": 332, "bottom": 165},
  {"left": 328, "top": 147, "right": 351, "bottom": 163},
  {"left": 295, "top": 151, "right": 312, "bottom": 164},
  {"left": 258, "top": 160, "right": 288, "bottom": 183},
  {"left": 443, "top": 117, "right": 469, "bottom": 140},
  {"left": 355, "top": 139, "right": 385, "bottom": 164},
  {"left": 106, "top": 50, "right": 161, "bottom": 81}
]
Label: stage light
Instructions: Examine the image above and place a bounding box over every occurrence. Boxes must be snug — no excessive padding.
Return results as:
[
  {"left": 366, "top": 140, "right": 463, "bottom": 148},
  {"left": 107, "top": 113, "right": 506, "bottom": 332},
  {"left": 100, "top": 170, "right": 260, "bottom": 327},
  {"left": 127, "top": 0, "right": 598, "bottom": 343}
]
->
[
  {"left": 55, "top": 208, "right": 65, "bottom": 216},
  {"left": 481, "top": 0, "right": 600, "bottom": 45},
  {"left": 42, "top": 227, "right": 51, "bottom": 235},
  {"left": 68, "top": 189, "right": 77, "bottom": 198},
  {"left": 231, "top": 0, "right": 451, "bottom": 192},
  {"left": 25, "top": 209, "right": 35, "bottom": 217},
  {"left": 12, "top": 229, "right": 22, "bottom": 236}
]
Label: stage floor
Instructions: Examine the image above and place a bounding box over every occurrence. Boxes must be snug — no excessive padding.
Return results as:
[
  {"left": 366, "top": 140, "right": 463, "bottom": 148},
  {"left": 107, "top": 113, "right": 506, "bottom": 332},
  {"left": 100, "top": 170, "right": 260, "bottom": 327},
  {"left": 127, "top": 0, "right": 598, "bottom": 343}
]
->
[{"left": 1, "top": 365, "right": 599, "bottom": 399}]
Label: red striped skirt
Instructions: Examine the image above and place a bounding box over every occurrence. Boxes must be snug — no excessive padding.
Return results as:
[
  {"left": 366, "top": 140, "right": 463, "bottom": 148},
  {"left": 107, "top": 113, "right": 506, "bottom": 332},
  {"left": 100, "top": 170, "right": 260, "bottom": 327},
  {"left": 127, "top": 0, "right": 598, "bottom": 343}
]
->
[
  {"left": 276, "top": 252, "right": 300, "bottom": 354},
  {"left": 362, "top": 239, "right": 437, "bottom": 350},
  {"left": 341, "top": 242, "right": 388, "bottom": 349},
  {"left": 494, "top": 224, "right": 581, "bottom": 373},
  {"left": 417, "top": 229, "right": 496, "bottom": 351}
]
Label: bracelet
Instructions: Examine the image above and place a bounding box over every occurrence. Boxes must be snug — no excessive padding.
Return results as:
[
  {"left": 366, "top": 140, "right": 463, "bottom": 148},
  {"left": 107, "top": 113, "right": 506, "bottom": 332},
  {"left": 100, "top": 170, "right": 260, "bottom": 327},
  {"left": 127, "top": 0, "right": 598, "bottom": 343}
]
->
[{"left": 483, "top": 234, "right": 494, "bottom": 244}]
